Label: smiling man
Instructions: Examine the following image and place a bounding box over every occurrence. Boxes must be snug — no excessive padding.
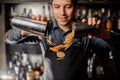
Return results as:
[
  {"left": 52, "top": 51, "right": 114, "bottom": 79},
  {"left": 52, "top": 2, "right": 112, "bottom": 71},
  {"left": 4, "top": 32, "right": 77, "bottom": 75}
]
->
[
  {"left": 52, "top": 0, "right": 75, "bottom": 32},
  {"left": 6, "top": 0, "right": 111, "bottom": 80}
]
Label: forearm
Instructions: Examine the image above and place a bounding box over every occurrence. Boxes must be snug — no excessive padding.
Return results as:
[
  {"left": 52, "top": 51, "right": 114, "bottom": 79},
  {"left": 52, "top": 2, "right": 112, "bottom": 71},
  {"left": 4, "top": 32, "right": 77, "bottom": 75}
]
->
[
  {"left": 91, "top": 38, "right": 111, "bottom": 55},
  {"left": 92, "top": 38, "right": 110, "bottom": 48},
  {"left": 7, "top": 28, "right": 24, "bottom": 42}
]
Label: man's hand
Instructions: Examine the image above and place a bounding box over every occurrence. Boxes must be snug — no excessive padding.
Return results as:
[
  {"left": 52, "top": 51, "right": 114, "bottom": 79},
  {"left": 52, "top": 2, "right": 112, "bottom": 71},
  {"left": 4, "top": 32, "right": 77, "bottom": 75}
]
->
[
  {"left": 82, "top": 18, "right": 101, "bottom": 26},
  {"left": 32, "top": 15, "right": 50, "bottom": 39},
  {"left": 20, "top": 15, "right": 50, "bottom": 39},
  {"left": 20, "top": 30, "right": 31, "bottom": 37},
  {"left": 32, "top": 15, "right": 51, "bottom": 21},
  {"left": 81, "top": 18, "right": 101, "bottom": 38}
]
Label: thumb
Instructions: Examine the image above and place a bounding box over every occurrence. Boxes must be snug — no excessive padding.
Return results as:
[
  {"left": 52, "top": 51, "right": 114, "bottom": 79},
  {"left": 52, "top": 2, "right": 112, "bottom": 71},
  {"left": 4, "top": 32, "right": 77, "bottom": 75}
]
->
[{"left": 81, "top": 18, "right": 87, "bottom": 23}]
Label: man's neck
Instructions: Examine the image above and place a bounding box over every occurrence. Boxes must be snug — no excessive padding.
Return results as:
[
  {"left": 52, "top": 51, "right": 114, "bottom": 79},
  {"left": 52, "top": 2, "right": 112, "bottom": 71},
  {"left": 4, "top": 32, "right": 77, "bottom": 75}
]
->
[{"left": 58, "top": 24, "right": 72, "bottom": 32}]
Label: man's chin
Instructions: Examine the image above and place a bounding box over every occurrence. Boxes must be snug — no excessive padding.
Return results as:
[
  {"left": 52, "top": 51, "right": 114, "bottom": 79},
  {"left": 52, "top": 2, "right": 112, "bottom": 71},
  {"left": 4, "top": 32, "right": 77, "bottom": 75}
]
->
[{"left": 59, "top": 22, "right": 68, "bottom": 26}]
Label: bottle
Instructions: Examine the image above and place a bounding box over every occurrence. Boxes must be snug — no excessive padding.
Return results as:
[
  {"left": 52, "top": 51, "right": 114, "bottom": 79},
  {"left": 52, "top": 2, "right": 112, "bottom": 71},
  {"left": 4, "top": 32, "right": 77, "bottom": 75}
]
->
[
  {"left": 33, "top": 62, "right": 41, "bottom": 80},
  {"left": 93, "top": 10, "right": 99, "bottom": 20},
  {"left": 106, "top": 9, "right": 112, "bottom": 31},
  {"left": 117, "top": 10, "right": 120, "bottom": 30},
  {"left": 47, "top": 4, "right": 52, "bottom": 21},
  {"left": 80, "top": 7, "right": 87, "bottom": 20},
  {"left": 99, "top": 8, "right": 107, "bottom": 28},
  {"left": 27, "top": 9, "right": 33, "bottom": 18},
  {"left": 8, "top": 61, "right": 15, "bottom": 75},
  {"left": 87, "top": 53, "right": 97, "bottom": 78},
  {"left": 21, "top": 8, "right": 27, "bottom": 17},
  {"left": 106, "top": 19, "right": 112, "bottom": 31},
  {"left": 14, "top": 65, "right": 20, "bottom": 80},
  {"left": 42, "top": 5, "right": 46, "bottom": 17},
  {"left": 75, "top": 8, "right": 81, "bottom": 21},
  {"left": 10, "top": 6, "right": 16, "bottom": 17},
  {"left": 26, "top": 64, "right": 34, "bottom": 80},
  {"left": 87, "top": 9, "right": 93, "bottom": 18}
]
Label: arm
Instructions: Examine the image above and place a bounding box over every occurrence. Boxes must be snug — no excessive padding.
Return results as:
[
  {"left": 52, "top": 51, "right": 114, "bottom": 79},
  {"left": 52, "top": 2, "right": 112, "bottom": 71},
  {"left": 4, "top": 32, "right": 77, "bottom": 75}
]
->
[
  {"left": 6, "top": 15, "right": 50, "bottom": 43},
  {"left": 6, "top": 27, "right": 31, "bottom": 43},
  {"left": 7, "top": 28, "right": 22, "bottom": 41},
  {"left": 90, "top": 37, "right": 111, "bottom": 56}
]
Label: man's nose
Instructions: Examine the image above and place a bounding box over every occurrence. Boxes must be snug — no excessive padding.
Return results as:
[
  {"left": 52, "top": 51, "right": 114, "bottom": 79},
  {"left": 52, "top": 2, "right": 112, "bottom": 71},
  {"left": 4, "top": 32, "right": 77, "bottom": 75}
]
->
[{"left": 60, "top": 7, "right": 65, "bottom": 15}]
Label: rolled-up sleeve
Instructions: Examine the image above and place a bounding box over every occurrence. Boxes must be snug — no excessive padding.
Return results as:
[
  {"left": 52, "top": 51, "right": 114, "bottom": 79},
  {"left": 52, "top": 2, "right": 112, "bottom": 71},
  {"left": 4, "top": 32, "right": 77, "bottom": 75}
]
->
[
  {"left": 90, "top": 37, "right": 111, "bottom": 55},
  {"left": 8, "top": 28, "right": 21, "bottom": 41}
]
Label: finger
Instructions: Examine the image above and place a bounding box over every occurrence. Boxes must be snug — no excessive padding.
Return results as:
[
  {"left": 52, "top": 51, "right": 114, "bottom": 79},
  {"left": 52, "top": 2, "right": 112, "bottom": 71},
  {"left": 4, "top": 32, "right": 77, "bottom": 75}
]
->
[
  {"left": 21, "top": 30, "right": 30, "bottom": 37},
  {"left": 97, "top": 20, "right": 101, "bottom": 25},
  {"left": 88, "top": 34, "right": 93, "bottom": 39},
  {"left": 81, "top": 18, "right": 87, "bottom": 23},
  {"left": 31, "top": 15, "right": 36, "bottom": 20},
  {"left": 88, "top": 18, "right": 92, "bottom": 25},
  {"left": 47, "top": 17, "right": 51, "bottom": 21},
  {"left": 36, "top": 15, "right": 41, "bottom": 21},
  {"left": 92, "top": 18, "right": 97, "bottom": 26},
  {"left": 38, "top": 35, "right": 44, "bottom": 40},
  {"left": 41, "top": 16, "right": 47, "bottom": 21}
]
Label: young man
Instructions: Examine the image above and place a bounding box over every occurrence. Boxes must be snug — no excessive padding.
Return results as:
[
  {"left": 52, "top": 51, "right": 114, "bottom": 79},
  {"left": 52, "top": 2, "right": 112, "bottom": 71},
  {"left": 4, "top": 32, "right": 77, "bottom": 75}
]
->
[{"left": 6, "top": 0, "right": 111, "bottom": 80}]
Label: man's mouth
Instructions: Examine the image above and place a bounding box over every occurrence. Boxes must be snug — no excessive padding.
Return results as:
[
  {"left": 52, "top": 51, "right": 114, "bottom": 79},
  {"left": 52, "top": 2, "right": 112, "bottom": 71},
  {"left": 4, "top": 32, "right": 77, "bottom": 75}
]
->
[{"left": 59, "top": 17, "right": 67, "bottom": 22}]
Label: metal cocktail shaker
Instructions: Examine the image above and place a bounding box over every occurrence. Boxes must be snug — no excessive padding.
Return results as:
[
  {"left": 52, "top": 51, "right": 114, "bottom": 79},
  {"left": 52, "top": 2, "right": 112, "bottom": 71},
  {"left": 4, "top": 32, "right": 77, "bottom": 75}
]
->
[
  {"left": 11, "top": 16, "right": 48, "bottom": 36},
  {"left": 73, "top": 22, "right": 100, "bottom": 37},
  {"left": 11, "top": 16, "right": 99, "bottom": 37}
]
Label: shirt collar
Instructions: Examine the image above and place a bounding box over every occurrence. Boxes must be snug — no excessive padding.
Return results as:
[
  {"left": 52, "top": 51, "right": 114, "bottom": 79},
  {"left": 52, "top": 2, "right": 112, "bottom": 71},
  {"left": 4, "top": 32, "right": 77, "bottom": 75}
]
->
[
  {"left": 52, "top": 19, "right": 72, "bottom": 35},
  {"left": 52, "top": 19, "right": 59, "bottom": 30}
]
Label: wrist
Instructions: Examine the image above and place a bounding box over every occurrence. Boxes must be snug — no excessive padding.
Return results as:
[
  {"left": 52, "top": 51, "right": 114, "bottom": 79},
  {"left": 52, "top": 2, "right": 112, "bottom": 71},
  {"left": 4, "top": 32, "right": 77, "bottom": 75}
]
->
[{"left": 20, "top": 30, "right": 30, "bottom": 37}]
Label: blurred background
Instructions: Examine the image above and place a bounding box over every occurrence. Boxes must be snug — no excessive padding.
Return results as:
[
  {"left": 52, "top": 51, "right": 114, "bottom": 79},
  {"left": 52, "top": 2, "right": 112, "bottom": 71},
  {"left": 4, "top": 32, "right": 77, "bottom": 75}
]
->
[{"left": 0, "top": 0, "right": 120, "bottom": 80}]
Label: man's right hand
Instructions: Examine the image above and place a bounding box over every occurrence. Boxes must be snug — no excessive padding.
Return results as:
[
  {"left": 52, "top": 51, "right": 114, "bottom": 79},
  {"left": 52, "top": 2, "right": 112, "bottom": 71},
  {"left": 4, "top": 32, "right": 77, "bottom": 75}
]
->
[
  {"left": 20, "top": 15, "right": 51, "bottom": 39},
  {"left": 20, "top": 30, "right": 31, "bottom": 37}
]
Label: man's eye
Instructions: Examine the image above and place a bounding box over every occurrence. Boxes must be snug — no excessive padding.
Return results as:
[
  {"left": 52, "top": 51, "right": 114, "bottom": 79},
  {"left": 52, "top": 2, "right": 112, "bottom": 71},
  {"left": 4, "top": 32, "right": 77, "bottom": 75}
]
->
[
  {"left": 54, "top": 6, "right": 59, "bottom": 8},
  {"left": 65, "top": 6, "right": 71, "bottom": 8}
]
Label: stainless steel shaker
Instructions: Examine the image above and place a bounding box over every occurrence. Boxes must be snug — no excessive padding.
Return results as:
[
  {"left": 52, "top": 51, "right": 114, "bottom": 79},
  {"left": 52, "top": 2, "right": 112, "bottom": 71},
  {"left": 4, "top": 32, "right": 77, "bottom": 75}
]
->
[
  {"left": 11, "top": 16, "right": 49, "bottom": 36},
  {"left": 11, "top": 16, "right": 100, "bottom": 37},
  {"left": 73, "top": 22, "right": 100, "bottom": 37}
]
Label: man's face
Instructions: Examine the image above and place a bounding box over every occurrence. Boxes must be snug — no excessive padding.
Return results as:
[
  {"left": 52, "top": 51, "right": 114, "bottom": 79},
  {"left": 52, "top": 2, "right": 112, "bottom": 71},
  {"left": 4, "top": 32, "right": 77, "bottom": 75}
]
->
[{"left": 52, "top": 0, "right": 75, "bottom": 26}]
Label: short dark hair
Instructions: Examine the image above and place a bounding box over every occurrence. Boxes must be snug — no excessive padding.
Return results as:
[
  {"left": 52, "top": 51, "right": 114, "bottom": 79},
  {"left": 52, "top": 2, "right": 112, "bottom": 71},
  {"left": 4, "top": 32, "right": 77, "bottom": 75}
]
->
[{"left": 50, "top": 0, "right": 78, "bottom": 5}]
